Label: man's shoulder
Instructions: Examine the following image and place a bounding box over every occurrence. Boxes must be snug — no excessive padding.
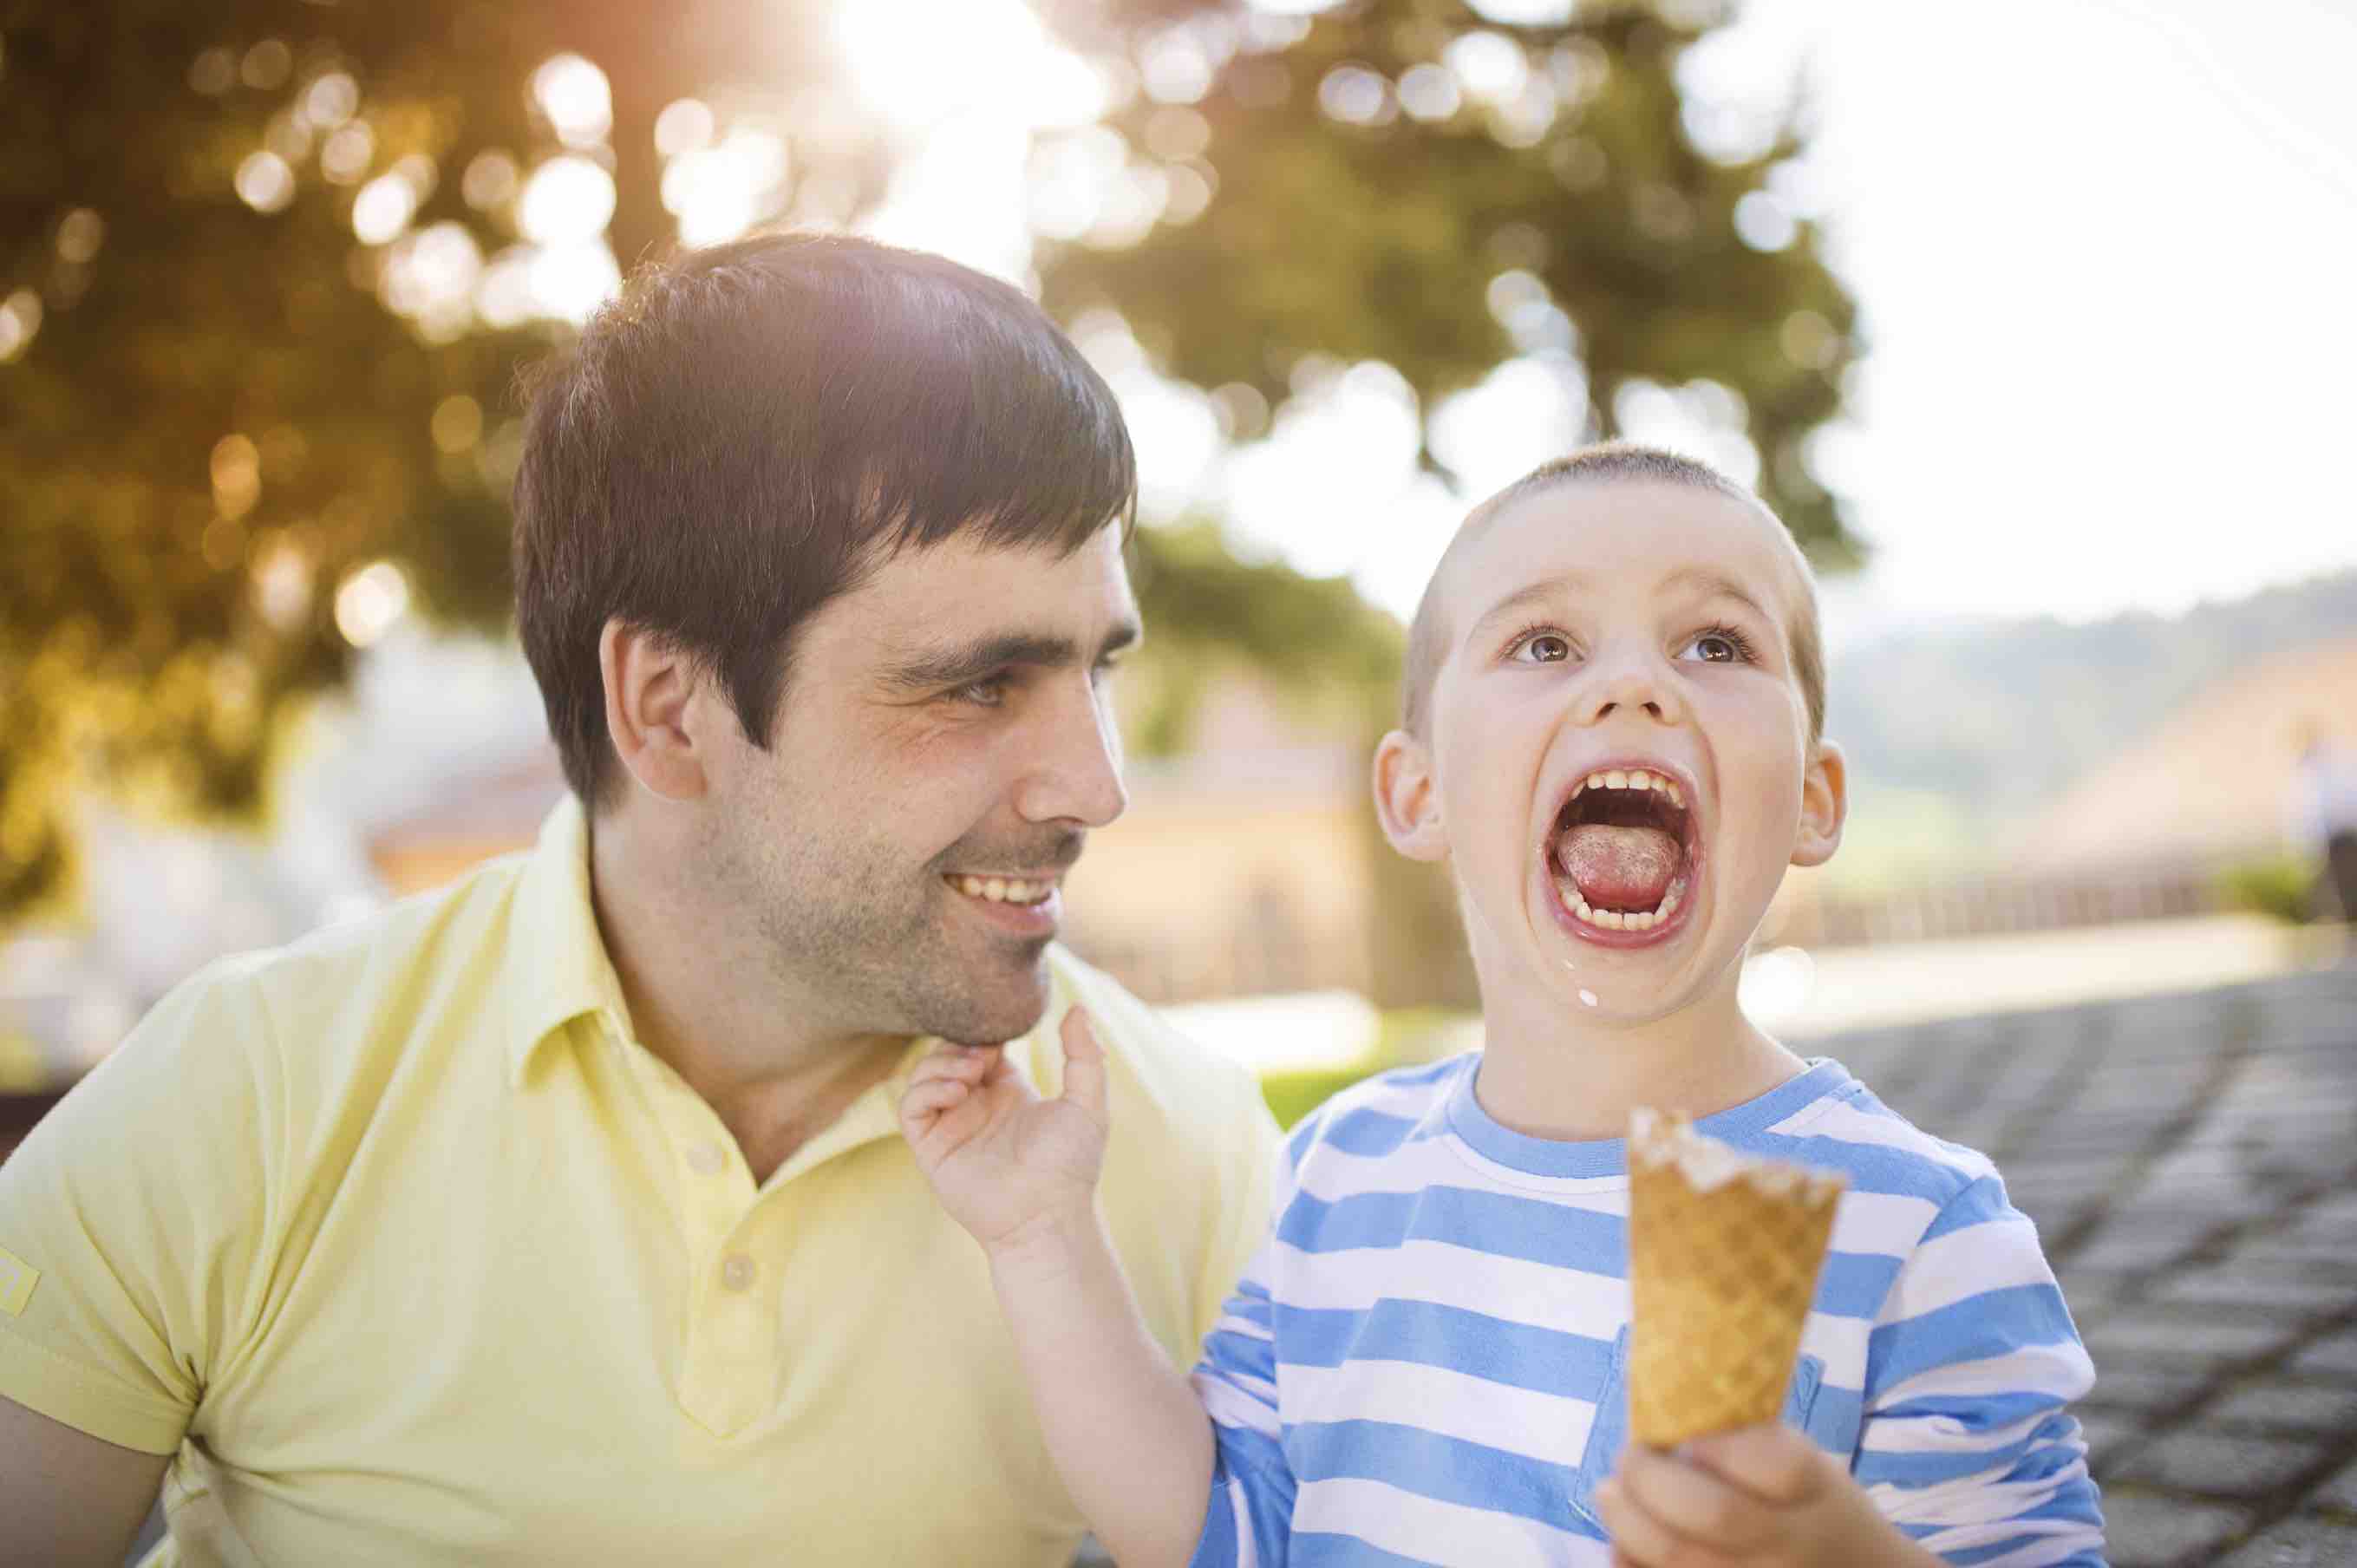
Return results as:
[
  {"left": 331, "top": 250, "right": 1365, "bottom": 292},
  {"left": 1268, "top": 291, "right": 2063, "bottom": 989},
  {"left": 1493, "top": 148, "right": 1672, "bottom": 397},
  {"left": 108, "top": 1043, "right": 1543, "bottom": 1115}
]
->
[
  {"left": 123, "top": 850, "right": 536, "bottom": 1084},
  {"left": 230, "top": 850, "right": 532, "bottom": 1011}
]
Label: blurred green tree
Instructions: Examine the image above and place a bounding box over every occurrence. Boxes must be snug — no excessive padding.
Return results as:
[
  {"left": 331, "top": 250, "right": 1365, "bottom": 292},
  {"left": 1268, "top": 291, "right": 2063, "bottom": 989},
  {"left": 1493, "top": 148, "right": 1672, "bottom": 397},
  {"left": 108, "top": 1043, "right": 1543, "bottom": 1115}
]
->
[
  {"left": 0, "top": 0, "right": 1858, "bottom": 927},
  {"left": 1043, "top": 0, "right": 1862, "bottom": 1006},
  {"left": 0, "top": 0, "right": 892, "bottom": 920},
  {"left": 1041, "top": 0, "right": 1859, "bottom": 552}
]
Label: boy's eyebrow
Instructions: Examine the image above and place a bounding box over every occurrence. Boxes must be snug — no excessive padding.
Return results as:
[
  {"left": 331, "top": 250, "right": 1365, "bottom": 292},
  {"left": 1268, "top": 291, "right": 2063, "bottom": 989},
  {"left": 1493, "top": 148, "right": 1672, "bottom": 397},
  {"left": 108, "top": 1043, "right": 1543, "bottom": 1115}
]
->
[
  {"left": 1463, "top": 574, "right": 1591, "bottom": 646},
  {"left": 1460, "top": 568, "right": 1780, "bottom": 650},
  {"left": 878, "top": 620, "right": 1141, "bottom": 692},
  {"left": 1660, "top": 568, "right": 1779, "bottom": 623}
]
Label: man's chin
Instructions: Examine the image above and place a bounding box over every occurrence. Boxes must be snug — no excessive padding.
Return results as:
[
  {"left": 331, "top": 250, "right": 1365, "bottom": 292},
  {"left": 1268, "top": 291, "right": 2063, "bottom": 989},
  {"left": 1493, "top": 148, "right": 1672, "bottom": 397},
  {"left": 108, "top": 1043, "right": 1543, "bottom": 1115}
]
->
[{"left": 906, "top": 945, "right": 1054, "bottom": 1046}]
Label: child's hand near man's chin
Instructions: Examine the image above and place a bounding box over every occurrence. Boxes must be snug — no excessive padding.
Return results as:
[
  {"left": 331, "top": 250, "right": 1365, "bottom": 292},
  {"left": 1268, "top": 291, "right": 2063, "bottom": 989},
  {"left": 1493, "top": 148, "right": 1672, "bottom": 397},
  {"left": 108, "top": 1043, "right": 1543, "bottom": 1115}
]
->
[
  {"left": 1595, "top": 1425, "right": 1946, "bottom": 1568},
  {"left": 898, "top": 1009, "right": 1111, "bottom": 1255}
]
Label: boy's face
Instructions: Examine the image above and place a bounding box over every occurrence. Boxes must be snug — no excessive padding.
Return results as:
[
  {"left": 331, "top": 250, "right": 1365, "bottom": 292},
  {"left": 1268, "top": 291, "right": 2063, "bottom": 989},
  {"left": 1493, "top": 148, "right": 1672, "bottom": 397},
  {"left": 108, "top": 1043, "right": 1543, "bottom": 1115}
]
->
[{"left": 1374, "top": 480, "right": 1844, "bottom": 1026}]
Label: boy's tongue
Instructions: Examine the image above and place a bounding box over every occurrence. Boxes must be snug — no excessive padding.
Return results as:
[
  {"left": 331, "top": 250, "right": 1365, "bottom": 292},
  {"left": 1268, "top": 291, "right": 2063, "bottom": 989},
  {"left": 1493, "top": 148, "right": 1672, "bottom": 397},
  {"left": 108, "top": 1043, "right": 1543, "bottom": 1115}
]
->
[{"left": 1558, "top": 824, "right": 1680, "bottom": 911}]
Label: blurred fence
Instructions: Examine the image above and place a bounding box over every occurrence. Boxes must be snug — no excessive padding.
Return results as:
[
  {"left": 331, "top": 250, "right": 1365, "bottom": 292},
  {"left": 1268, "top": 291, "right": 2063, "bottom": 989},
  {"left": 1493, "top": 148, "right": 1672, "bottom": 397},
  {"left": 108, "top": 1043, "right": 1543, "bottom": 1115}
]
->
[{"left": 1767, "top": 855, "right": 2246, "bottom": 952}]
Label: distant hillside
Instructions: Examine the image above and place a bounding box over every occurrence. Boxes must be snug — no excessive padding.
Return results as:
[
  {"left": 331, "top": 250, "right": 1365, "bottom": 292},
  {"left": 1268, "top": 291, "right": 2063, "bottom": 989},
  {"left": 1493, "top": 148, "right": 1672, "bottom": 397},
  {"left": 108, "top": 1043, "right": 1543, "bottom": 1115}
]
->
[
  {"left": 2020, "top": 637, "right": 2357, "bottom": 869},
  {"left": 1825, "top": 568, "right": 2357, "bottom": 882}
]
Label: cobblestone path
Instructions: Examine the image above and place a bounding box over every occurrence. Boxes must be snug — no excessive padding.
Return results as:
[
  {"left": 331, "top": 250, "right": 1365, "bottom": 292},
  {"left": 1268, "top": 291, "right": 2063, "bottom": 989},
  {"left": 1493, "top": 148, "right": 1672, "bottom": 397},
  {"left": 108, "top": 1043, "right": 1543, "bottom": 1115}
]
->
[{"left": 1838, "top": 965, "right": 2357, "bottom": 1566}]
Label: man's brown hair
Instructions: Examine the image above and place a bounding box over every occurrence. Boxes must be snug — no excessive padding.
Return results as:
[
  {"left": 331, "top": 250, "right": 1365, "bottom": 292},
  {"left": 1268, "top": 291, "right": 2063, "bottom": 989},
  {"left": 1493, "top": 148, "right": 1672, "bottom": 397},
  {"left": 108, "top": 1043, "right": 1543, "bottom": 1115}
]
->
[
  {"left": 512, "top": 232, "right": 1138, "bottom": 809},
  {"left": 1400, "top": 444, "right": 1825, "bottom": 743}
]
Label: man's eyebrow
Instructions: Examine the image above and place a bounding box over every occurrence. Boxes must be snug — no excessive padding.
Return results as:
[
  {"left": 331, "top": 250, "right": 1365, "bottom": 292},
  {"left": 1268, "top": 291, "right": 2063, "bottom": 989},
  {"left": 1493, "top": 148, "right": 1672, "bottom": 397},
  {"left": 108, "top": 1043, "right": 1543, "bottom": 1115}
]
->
[
  {"left": 1661, "top": 568, "right": 1778, "bottom": 621},
  {"left": 879, "top": 619, "right": 1141, "bottom": 692}
]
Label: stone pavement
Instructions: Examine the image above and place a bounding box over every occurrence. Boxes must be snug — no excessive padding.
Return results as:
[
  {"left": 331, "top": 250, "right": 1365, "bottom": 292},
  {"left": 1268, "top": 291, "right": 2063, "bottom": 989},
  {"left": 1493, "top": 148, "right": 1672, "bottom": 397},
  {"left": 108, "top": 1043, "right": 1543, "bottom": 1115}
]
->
[{"left": 1831, "top": 964, "right": 2357, "bottom": 1567}]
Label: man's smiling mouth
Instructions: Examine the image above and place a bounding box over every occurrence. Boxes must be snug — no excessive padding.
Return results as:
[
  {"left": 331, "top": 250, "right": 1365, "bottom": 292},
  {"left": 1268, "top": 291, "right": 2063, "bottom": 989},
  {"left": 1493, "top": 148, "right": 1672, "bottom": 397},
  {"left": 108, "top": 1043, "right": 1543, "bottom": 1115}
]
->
[
  {"left": 1545, "top": 765, "right": 1701, "bottom": 937},
  {"left": 943, "top": 873, "right": 1058, "bottom": 907}
]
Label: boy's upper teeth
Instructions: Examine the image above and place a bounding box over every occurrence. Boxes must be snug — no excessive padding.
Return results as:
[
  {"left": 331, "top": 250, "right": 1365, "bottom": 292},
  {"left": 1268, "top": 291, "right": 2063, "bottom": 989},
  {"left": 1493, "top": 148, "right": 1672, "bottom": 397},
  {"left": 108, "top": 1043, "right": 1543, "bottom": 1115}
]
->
[{"left": 1577, "top": 769, "right": 1685, "bottom": 809}]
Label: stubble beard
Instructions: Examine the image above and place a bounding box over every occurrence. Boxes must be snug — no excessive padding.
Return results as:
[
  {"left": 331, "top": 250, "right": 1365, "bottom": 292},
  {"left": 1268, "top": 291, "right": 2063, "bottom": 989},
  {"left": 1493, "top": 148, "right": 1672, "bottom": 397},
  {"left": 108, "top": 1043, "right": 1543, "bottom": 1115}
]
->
[{"left": 748, "top": 830, "right": 1074, "bottom": 1048}]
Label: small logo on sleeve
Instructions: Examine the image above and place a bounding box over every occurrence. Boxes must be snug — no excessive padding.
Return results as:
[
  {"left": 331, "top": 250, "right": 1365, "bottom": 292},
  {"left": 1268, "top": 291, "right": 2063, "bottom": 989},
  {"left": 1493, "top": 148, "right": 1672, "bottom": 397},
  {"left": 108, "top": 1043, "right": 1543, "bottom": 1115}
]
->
[{"left": 0, "top": 1245, "right": 38, "bottom": 1317}]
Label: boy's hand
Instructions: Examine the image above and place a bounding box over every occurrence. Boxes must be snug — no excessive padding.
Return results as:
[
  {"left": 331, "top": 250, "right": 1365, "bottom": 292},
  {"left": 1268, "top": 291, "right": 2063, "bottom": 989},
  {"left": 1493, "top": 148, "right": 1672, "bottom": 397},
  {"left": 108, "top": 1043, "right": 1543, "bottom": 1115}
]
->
[
  {"left": 1594, "top": 1425, "right": 1941, "bottom": 1568},
  {"left": 898, "top": 1008, "right": 1109, "bottom": 1255}
]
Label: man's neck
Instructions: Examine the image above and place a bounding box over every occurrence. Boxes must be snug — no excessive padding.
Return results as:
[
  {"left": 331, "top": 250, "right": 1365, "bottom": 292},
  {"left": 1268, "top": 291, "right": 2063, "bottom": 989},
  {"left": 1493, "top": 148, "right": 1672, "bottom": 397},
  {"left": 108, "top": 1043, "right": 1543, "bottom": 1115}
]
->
[
  {"left": 1469, "top": 970, "right": 1805, "bottom": 1146},
  {"left": 587, "top": 813, "right": 910, "bottom": 1185}
]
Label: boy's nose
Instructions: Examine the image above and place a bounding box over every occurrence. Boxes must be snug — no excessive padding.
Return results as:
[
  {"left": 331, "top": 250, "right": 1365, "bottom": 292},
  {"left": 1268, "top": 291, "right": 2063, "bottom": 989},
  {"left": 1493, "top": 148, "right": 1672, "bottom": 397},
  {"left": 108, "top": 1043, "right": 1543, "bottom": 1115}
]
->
[{"left": 1577, "top": 659, "right": 1686, "bottom": 727}]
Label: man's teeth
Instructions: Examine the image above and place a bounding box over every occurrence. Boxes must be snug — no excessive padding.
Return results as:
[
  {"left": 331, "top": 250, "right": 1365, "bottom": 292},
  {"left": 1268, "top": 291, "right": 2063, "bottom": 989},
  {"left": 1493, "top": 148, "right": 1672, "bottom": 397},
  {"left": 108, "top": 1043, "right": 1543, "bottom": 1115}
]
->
[
  {"left": 1561, "top": 879, "right": 1684, "bottom": 932},
  {"left": 1577, "top": 768, "right": 1683, "bottom": 809},
  {"left": 950, "top": 874, "right": 1053, "bottom": 906}
]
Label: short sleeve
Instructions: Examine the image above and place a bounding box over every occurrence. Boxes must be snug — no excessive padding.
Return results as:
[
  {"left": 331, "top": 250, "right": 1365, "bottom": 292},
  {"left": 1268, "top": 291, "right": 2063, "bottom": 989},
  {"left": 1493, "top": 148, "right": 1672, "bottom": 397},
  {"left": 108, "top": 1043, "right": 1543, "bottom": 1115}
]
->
[
  {"left": 1855, "top": 1173, "right": 2105, "bottom": 1565},
  {"left": 1192, "top": 1080, "right": 1283, "bottom": 1349},
  {"left": 0, "top": 960, "right": 283, "bottom": 1454},
  {"left": 1185, "top": 1125, "right": 1309, "bottom": 1568}
]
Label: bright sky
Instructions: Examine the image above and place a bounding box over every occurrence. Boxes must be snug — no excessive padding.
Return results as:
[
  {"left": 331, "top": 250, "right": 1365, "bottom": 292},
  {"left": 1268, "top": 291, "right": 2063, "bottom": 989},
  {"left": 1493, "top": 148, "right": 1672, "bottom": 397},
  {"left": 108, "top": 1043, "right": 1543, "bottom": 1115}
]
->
[
  {"left": 807, "top": 0, "right": 2357, "bottom": 645},
  {"left": 1739, "top": 0, "right": 2357, "bottom": 644}
]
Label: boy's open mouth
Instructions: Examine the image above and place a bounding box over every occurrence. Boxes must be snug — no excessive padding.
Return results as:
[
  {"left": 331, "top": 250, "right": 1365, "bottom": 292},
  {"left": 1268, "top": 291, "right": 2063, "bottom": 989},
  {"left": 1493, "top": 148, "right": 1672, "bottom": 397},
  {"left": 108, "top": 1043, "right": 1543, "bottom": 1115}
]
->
[{"left": 1547, "top": 766, "right": 1699, "bottom": 935}]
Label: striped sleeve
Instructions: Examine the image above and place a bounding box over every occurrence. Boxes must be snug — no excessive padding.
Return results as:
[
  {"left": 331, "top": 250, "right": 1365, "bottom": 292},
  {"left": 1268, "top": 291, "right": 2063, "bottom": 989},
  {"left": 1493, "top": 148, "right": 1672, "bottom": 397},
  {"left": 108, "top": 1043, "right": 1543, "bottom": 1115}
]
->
[
  {"left": 1854, "top": 1173, "right": 2106, "bottom": 1566},
  {"left": 1185, "top": 1125, "right": 1313, "bottom": 1568}
]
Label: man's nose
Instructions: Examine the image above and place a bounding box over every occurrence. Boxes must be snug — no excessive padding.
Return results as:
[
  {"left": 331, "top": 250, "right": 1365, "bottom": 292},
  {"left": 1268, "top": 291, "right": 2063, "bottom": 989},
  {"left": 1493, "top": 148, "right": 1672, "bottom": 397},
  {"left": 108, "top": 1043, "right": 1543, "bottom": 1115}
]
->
[
  {"left": 1015, "top": 676, "right": 1128, "bottom": 828},
  {"left": 1574, "top": 645, "right": 1686, "bottom": 728}
]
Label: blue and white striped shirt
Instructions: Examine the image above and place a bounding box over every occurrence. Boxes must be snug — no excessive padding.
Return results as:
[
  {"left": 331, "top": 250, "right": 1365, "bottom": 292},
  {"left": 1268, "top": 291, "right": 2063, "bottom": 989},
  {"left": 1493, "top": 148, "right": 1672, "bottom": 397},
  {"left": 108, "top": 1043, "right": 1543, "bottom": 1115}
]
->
[{"left": 1188, "top": 1055, "right": 2105, "bottom": 1567}]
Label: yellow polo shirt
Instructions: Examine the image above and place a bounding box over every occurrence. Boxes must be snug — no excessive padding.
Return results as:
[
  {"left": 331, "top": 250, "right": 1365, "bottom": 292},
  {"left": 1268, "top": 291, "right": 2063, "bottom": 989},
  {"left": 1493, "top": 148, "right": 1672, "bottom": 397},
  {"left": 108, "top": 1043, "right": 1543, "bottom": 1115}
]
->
[{"left": 0, "top": 799, "right": 1279, "bottom": 1566}]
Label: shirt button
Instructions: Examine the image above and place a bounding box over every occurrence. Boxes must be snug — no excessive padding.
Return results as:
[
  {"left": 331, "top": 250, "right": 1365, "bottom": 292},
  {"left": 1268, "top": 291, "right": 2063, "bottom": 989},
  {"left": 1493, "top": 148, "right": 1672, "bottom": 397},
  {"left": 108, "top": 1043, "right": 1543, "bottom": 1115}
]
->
[
  {"left": 721, "top": 1254, "right": 757, "bottom": 1292},
  {"left": 686, "top": 1140, "right": 726, "bottom": 1176}
]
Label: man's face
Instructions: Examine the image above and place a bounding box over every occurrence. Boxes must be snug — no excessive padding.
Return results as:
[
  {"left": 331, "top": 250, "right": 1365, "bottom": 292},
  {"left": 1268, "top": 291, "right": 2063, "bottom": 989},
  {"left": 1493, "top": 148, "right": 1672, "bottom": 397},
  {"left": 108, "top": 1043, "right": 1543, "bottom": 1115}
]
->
[
  {"left": 1411, "top": 480, "right": 1840, "bottom": 1024},
  {"left": 697, "top": 525, "right": 1137, "bottom": 1045}
]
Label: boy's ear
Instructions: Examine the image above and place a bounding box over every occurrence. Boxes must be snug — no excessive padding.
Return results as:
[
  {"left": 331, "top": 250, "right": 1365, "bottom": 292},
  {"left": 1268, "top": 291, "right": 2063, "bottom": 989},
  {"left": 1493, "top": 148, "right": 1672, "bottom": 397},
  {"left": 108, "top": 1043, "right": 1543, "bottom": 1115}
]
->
[
  {"left": 600, "top": 618, "right": 713, "bottom": 804},
  {"left": 1791, "top": 739, "right": 1847, "bottom": 868},
  {"left": 1373, "top": 729, "right": 1448, "bottom": 863}
]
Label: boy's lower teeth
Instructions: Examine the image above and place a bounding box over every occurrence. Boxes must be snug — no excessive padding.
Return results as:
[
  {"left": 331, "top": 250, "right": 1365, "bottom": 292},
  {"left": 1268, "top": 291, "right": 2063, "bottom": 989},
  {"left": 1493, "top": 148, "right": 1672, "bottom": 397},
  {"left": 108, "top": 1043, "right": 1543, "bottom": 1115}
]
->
[{"left": 1560, "top": 878, "right": 1682, "bottom": 932}]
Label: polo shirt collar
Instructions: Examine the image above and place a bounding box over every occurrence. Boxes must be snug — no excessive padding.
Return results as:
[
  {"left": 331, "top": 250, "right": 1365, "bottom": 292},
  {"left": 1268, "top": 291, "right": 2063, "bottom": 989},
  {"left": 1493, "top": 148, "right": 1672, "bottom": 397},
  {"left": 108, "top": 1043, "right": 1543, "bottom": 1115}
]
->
[
  {"left": 499, "top": 797, "right": 1063, "bottom": 1117},
  {"left": 506, "top": 794, "right": 637, "bottom": 1085}
]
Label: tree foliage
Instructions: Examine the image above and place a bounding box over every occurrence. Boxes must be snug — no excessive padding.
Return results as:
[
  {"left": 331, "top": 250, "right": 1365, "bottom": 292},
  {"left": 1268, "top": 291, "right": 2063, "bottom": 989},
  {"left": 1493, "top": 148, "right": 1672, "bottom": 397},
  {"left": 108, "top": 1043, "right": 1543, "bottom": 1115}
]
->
[
  {"left": 0, "top": 0, "right": 1859, "bottom": 924},
  {"left": 1041, "top": 0, "right": 1861, "bottom": 557},
  {"left": 0, "top": 0, "right": 891, "bottom": 918}
]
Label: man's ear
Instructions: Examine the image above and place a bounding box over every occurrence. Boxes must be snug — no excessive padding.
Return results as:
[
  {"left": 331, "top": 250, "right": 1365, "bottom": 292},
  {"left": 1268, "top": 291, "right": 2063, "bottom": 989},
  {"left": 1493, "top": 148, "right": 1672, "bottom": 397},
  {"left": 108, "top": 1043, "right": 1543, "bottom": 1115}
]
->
[
  {"left": 599, "top": 619, "right": 712, "bottom": 803},
  {"left": 1791, "top": 738, "right": 1847, "bottom": 868},
  {"left": 1373, "top": 729, "right": 1448, "bottom": 863}
]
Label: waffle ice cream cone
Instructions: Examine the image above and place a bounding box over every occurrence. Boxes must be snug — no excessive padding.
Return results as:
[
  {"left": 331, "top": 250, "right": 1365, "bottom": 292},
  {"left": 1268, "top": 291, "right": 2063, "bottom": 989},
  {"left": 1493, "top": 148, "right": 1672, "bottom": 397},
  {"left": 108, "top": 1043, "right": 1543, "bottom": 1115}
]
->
[{"left": 1625, "top": 1108, "right": 1845, "bottom": 1448}]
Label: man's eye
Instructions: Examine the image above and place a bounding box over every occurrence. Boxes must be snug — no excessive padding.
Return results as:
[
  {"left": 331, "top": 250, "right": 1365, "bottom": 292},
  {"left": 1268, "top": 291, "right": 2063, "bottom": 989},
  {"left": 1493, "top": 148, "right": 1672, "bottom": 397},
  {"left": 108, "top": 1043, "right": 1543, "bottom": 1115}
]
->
[
  {"left": 1511, "top": 631, "right": 1574, "bottom": 664},
  {"left": 954, "top": 676, "right": 1009, "bottom": 707}
]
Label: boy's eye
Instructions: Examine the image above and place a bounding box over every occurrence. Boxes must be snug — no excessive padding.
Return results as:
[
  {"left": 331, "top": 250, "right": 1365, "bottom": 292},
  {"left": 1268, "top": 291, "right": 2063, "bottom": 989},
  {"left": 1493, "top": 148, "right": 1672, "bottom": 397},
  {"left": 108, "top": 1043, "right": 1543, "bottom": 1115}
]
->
[
  {"left": 1681, "top": 627, "right": 1756, "bottom": 664},
  {"left": 1510, "top": 630, "right": 1575, "bottom": 664}
]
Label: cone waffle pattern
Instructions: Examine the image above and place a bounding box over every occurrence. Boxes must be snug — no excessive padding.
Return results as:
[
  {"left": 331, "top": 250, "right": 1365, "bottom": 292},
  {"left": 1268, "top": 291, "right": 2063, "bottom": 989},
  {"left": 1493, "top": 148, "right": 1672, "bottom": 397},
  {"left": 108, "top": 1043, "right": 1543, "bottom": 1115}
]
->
[{"left": 1626, "top": 1120, "right": 1844, "bottom": 1448}]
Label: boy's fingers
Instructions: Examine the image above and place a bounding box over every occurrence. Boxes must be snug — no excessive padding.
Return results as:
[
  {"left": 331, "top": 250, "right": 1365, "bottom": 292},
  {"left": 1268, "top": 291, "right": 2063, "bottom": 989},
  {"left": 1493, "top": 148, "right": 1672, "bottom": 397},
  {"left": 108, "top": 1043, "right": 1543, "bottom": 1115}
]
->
[
  {"left": 1617, "top": 1445, "right": 1771, "bottom": 1552},
  {"left": 1679, "top": 1425, "right": 1825, "bottom": 1506},
  {"left": 908, "top": 1046, "right": 985, "bottom": 1087},
  {"left": 898, "top": 1078, "right": 971, "bottom": 1131},
  {"left": 1058, "top": 1007, "right": 1110, "bottom": 1126},
  {"left": 1591, "top": 1477, "right": 1735, "bottom": 1568}
]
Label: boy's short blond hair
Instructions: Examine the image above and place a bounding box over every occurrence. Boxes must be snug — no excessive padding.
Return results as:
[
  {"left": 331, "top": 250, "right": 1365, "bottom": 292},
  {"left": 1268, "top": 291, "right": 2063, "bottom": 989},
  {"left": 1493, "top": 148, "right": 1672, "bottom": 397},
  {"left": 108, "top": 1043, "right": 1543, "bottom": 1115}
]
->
[{"left": 1401, "top": 445, "right": 1826, "bottom": 744}]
